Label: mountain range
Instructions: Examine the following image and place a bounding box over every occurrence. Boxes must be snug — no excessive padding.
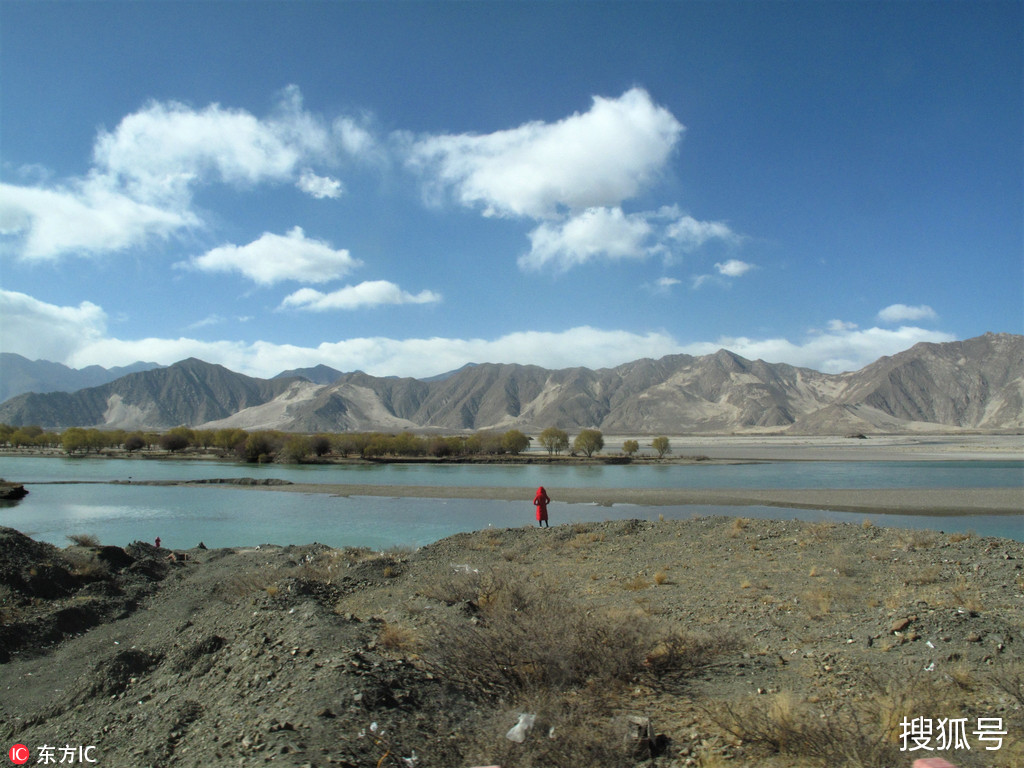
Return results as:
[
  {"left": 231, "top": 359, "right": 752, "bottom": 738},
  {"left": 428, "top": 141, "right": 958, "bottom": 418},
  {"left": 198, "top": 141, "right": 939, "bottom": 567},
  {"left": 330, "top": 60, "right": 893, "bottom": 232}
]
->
[
  {"left": 0, "top": 333, "right": 1021, "bottom": 435},
  {"left": 0, "top": 354, "right": 162, "bottom": 403}
]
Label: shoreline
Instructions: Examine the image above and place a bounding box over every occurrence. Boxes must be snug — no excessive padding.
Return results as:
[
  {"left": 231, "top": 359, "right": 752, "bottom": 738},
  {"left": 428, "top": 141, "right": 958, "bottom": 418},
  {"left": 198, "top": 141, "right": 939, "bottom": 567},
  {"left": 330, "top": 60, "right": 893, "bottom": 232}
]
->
[
  {"left": 247, "top": 481, "right": 1024, "bottom": 517},
  {"left": 2, "top": 433, "right": 1022, "bottom": 464},
  {"left": 15, "top": 476, "right": 1022, "bottom": 517}
]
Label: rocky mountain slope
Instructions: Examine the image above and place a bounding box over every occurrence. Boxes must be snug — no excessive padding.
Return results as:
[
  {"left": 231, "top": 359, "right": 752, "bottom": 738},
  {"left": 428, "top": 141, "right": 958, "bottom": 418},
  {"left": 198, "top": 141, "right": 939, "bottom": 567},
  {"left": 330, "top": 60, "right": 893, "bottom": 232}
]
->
[
  {"left": 0, "top": 333, "right": 1020, "bottom": 434},
  {"left": 0, "top": 358, "right": 297, "bottom": 431}
]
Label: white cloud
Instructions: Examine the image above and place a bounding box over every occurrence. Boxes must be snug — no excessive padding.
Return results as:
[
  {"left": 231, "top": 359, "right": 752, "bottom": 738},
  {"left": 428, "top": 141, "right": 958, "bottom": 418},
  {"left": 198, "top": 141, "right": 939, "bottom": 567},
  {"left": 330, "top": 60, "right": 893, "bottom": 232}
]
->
[
  {"left": 0, "top": 179, "right": 195, "bottom": 262},
  {"left": 681, "top": 325, "right": 955, "bottom": 374},
  {"left": 334, "top": 115, "right": 378, "bottom": 157},
  {"left": 827, "top": 319, "right": 859, "bottom": 332},
  {"left": 185, "top": 226, "right": 360, "bottom": 285},
  {"left": 280, "top": 281, "right": 442, "bottom": 311},
  {"left": 1, "top": 86, "right": 378, "bottom": 263},
  {"left": 667, "top": 215, "right": 741, "bottom": 251},
  {"left": 520, "top": 207, "right": 653, "bottom": 271},
  {"left": 715, "top": 259, "right": 754, "bottom": 277},
  {"left": 877, "top": 303, "right": 938, "bottom": 324},
  {"left": 654, "top": 277, "right": 681, "bottom": 291},
  {"left": 296, "top": 170, "right": 343, "bottom": 199},
  {"left": 92, "top": 87, "right": 332, "bottom": 205},
  {"left": 0, "top": 289, "right": 107, "bottom": 361},
  {"left": 57, "top": 321, "right": 957, "bottom": 380},
  {"left": 59, "top": 326, "right": 680, "bottom": 379},
  {"left": 8, "top": 294, "right": 958, "bottom": 378},
  {"left": 406, "top": 88, "right": 683, "bottom": 218},
  {"left": 186, "top": 314, "right": 227, "bottom": 331}
]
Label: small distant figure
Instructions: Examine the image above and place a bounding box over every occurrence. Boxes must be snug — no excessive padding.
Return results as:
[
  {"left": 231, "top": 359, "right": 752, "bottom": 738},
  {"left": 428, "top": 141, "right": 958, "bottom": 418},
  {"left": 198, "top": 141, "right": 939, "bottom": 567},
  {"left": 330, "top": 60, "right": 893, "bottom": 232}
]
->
[
  {"left": 534, "top": 486, "right": 551, "bottom": 528},
  {"left": 197, "top": 541, "right": 207, "bottom": 550},
  {"left": 154, "top": 536, "right": 161, "bottom": 549}
]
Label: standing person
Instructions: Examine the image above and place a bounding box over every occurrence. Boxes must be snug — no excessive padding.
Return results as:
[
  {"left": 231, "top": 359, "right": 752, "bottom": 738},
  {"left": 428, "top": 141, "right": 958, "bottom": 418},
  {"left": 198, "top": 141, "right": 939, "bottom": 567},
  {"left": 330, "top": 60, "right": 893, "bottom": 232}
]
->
[{"left": 534, "top": 486, "right": 551, "bottom": 527}]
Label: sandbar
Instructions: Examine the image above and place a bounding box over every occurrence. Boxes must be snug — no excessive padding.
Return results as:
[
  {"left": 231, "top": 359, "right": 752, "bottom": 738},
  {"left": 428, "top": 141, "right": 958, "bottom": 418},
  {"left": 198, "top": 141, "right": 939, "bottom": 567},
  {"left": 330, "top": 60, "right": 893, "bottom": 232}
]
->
[{"left": 249, "top": 482, "right": 1022, "bottom": 517}]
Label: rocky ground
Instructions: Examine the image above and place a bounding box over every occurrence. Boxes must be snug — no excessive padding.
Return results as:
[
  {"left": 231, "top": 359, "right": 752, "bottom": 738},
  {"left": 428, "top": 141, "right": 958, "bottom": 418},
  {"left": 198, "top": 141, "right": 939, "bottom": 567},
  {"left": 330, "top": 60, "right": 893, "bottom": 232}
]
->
[{"left": 1, "top": 517, "right": 1022, "bottom": 768}]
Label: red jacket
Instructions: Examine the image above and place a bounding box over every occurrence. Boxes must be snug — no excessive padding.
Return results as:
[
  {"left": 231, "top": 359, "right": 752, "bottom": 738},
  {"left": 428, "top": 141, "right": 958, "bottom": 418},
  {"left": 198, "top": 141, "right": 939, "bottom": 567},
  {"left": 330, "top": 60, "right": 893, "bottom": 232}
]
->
[{"left": 534, "top": 486, "right": 550, "bottom": 519}]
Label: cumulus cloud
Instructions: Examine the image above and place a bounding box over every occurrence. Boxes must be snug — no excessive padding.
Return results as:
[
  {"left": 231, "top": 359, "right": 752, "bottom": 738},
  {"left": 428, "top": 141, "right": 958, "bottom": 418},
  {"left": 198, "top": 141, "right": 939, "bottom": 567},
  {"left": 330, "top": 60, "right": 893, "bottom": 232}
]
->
[
  {"left": 668, "top": 215, "right": 742, "bottom": 251},
  {"left": 0, "top": 289, "right": 107, "bottom": 361},
  {"left": 92, "top": 87, "right": 332, "bottom": 205},
  {"left": 1, "top": 86, "right": 376, "bottom": 262},
  {"left": 715, "top": 259, "right": 755, "bottom": 277},
  {"left": 184, "top": 226, "right": 360, "bottom": 285},
  {"left": 280, "top": 281, "right": 442, "bottom": 311},
  {"left": 406, "top": 88, "right": 683, "bottom": 218},
  {"left": 877, "top": 303, "right": 938, "bottom": 324},
  {"left": 296, "top": 170, "right": 343, "bottom": 199},
  {"left": 518, "top": 205, "right": 743, "bottom": 273},
  {"left": 0, "top": 179, "right": 195, "bottom": 262},
  {"left": 520, "top": 207, "right": 654, "bottom": 271}
]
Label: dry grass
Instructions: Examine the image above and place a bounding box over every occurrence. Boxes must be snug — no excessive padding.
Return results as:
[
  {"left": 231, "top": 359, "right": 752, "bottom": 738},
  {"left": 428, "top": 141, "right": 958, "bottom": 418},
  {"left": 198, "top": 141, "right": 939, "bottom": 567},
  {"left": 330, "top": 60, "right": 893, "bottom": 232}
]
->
[
  {"left": 377, "top": 621, "right": 418, "bottom": 652},
  {"left": 67, "top": 533, "right": 101, "bottom": 547},
  {"left": 708, "top": 666, "right": 984, "bottom": 768},
  {"left": 800, "top": 587, "right": 834, "bottom": 619},
  {"left": 899, "top": 529, "right": 938, "bottom": 551},
  {"left": 420, "top": 564, "right": 739, "bottom": 703},
  {"left": 622, "top": 575, "right": 651, "bottom": 591}
]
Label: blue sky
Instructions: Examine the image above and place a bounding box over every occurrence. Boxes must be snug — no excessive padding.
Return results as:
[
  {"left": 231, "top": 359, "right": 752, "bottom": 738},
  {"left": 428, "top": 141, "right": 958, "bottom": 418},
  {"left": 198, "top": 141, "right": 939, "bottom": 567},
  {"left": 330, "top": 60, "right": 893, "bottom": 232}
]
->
[{"left": 2, "top": 1, "right": 1021, "bottom": 380}]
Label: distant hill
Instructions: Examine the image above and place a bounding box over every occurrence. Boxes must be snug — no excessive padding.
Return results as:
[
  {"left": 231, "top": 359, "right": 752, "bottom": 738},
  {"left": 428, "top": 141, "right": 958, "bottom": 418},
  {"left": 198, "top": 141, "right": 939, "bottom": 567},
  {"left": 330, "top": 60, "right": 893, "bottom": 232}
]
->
[
  {"left": 272, "top": 364, "right": 344, "bottom": 385},
  {"left": 0, "top": 334, "right": 1020, "bottom": 434},
  {"left": 0, "top": 358, "right": 298, "bottom": 431},
  {"left": 0, "top": 354, "right": 162, "bottom": 402}
]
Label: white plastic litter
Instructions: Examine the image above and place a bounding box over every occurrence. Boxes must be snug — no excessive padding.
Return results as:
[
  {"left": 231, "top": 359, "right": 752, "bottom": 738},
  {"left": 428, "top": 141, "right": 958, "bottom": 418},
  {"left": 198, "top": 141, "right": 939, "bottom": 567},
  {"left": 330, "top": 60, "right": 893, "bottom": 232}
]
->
[{"left": 505, "top": 713, "right": 536, "bottom": 743}]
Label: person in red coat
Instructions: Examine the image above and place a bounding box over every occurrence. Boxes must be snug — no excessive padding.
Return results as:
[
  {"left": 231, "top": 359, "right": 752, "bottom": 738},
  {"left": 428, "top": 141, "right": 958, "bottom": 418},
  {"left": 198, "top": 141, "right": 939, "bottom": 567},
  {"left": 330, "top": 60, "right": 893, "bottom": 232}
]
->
[{"left": 534, "top": 486, "right": 551, "bottom": 527}]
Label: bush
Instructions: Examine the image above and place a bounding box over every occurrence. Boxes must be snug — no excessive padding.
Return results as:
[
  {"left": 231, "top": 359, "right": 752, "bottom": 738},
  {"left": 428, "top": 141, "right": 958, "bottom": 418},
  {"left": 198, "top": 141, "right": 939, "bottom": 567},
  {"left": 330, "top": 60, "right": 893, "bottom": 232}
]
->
[
  {"left": 67, "top": 533, "right": 101, "bottom": 547},
  {"left": 651, "top": 436, "right": 671, "bottom": 458},
  {"left": 573, "top": 429, "right": 604, "bottom": 457},
  {"left": 124, "top": 434, "right": 146, "bottom": 452}
]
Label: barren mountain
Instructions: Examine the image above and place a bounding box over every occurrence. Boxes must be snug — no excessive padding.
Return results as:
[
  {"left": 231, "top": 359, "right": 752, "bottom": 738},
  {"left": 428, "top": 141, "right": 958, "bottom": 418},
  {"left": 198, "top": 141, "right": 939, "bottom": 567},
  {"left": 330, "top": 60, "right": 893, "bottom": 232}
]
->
[
  {"left": 0, "top": 358, "right": 297, "bottom": 431},
  {"left": 0, "top": 353, "right": 161, "bottom": 402},
  {"left": 0, "top": 333, "right": 1020, "bottom": 434}
]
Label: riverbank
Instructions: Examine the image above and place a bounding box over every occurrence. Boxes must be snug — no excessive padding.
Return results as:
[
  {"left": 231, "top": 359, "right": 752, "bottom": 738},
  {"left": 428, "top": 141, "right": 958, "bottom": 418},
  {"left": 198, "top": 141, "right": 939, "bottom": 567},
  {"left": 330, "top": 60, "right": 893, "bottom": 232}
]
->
[
  {"left": 1, "top": 518, "right": 1021, "bottom": 767},
  {"left": 2, "top": 433, "right": 1021, "bottom": 464},
  {"left": 246, "top": 482, "right": 1024, "bottom": 517}
]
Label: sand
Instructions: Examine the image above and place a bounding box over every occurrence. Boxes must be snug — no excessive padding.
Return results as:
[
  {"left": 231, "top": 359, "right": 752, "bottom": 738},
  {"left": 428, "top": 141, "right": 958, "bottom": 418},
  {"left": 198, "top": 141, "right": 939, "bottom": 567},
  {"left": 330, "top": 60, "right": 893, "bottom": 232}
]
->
[{"left": 248, "top": 482, "right": 1022, "bottom": 517}]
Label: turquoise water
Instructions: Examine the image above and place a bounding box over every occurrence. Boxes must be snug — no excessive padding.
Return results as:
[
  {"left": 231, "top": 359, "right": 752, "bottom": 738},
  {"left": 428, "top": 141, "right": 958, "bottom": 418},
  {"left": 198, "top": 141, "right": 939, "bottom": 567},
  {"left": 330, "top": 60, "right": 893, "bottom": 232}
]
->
[
  {"left": 0, "top": 456, "right": 1021, "bottom": 548},
  {"left": 2, "top": 456, "right": 1022, "bottom": 489}
]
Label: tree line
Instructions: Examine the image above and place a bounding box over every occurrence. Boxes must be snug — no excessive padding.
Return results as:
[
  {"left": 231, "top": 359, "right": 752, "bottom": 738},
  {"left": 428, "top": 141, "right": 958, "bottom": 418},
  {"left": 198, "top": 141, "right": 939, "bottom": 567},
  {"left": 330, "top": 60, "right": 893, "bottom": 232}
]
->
[{"left": 0, "top": 423, "right": 674, "bottom": 462}]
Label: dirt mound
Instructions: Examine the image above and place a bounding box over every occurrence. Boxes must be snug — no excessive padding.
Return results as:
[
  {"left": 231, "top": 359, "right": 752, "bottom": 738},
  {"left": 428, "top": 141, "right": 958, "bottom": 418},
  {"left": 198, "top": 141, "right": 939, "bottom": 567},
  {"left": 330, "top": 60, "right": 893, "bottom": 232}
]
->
[
  {"left": 0, "top": 529, "right": 176, "bottom": 663},
  {"left": 1, "top": 521, "right": 1022, "bottom": 767}
]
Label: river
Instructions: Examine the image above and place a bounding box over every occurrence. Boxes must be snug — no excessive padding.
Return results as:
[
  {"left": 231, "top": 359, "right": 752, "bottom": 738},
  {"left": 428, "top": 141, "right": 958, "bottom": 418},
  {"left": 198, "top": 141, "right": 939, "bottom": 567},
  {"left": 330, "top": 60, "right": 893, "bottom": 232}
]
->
[{"left": 1, "top": 456, "right": 1021, "bottom": 548}]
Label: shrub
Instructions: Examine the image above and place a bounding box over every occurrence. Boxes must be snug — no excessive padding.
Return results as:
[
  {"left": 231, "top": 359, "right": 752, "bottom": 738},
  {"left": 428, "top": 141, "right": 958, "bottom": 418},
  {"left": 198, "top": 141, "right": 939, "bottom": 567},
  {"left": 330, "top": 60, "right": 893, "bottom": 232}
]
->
[
  {"left": 421, "top": 566, "right": 653, "bottom": 697},
  {"left": 67, "top": 533, "right": 101, "bottom": 547}
]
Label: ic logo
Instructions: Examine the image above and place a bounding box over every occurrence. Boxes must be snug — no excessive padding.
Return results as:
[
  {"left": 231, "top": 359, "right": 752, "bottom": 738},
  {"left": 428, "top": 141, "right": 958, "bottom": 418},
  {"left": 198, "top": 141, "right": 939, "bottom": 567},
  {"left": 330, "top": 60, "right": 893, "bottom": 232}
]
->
[{"left": 7, "top": 744, "right": 30, "bottom": 765}]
